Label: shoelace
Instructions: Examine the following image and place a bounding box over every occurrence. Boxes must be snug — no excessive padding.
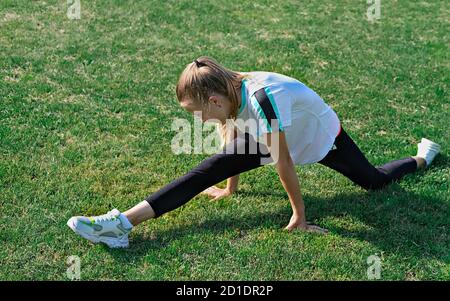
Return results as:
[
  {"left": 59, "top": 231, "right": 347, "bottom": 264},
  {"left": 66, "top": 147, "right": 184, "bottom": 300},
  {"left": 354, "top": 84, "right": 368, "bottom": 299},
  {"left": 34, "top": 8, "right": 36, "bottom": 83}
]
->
[{"left": 93, "top": 211, "right": 118, "bottom": 224}]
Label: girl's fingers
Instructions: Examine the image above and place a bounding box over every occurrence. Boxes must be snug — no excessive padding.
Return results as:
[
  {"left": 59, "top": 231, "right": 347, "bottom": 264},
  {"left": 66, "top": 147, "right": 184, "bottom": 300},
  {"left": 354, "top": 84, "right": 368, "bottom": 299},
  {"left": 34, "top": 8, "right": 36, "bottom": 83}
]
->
[
  {"left": 215, "top": 192, "right": 228, "bottom": 200},
  {"left": 284, "top": 221, "right": 329, "bottom": 234},
  {"left": 202, "top": 186, "right": 220, "bottom": 196},
  {"left": 204, "top": 186, "right": 230, "bottom": 201},
  {"left": 284, "top": 225, "right": 294, "bottom": 232},
  {"left": 307, "top": 225, "right": 328, "bottom": 234},
  {"left": 204, "top": 186, "right": 216, "bottom": 191},
  {"left": 201, "top": 188, "right": 212, "bottom": 194},
  {"left": 211, "top": 195, "right": 224, "bottom": 202}
]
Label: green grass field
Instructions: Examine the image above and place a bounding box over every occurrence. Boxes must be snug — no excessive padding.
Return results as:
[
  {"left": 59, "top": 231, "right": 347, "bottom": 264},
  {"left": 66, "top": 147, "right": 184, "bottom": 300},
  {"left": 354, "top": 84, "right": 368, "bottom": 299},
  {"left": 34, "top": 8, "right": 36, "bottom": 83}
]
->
[{"left": 1, "top": 0, "right": 449, "bottom": 280}]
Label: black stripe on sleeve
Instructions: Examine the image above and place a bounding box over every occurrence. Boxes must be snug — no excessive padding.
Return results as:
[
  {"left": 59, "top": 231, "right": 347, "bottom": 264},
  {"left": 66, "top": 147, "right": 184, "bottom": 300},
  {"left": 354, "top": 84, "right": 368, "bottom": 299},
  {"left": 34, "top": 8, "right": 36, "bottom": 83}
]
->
[{"left": 253, "top": 88, "right": 281, "bottom": 132}]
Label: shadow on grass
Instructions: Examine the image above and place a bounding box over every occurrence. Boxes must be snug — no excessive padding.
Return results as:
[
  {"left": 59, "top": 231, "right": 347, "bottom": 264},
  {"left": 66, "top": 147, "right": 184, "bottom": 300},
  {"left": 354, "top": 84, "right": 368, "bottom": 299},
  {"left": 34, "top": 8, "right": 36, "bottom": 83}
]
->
[{"left": 107, "top": 154, "right": 449, "bottom": 263}]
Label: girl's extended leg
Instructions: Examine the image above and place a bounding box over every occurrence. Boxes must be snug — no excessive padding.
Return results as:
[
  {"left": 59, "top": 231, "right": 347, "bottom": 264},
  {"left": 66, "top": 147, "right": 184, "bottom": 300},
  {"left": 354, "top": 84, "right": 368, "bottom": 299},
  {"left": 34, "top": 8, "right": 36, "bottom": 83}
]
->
[
  {"left": 318, "top": 127, "right": 419, "bottom": 190},
  {"left": 67, "top": 132, "right": 271, "bottom": 248}
]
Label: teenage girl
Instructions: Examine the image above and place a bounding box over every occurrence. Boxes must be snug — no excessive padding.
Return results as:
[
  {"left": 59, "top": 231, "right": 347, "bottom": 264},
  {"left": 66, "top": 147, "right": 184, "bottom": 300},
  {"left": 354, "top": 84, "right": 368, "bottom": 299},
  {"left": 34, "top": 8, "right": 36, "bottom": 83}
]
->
[{"left": 67, "top": 56, "right": 441, "bottom": 248}]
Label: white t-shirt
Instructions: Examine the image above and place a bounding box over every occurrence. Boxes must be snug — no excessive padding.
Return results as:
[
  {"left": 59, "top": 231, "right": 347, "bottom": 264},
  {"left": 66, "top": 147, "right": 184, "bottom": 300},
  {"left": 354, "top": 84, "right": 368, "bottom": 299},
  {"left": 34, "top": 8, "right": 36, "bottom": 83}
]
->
[{"left": 235, "top": 71, "right": 341, "bottom": 165}]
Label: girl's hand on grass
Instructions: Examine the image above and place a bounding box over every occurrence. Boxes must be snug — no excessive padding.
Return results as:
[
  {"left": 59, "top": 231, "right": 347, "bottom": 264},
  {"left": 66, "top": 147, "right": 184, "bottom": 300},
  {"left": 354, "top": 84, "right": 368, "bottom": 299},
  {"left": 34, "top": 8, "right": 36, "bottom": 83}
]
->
[
  {"left": 284, "top": 215, "right": 328, "bottom": 234},
  {"left": 201, "top": 186, "right": 231, "bottom": 201}
]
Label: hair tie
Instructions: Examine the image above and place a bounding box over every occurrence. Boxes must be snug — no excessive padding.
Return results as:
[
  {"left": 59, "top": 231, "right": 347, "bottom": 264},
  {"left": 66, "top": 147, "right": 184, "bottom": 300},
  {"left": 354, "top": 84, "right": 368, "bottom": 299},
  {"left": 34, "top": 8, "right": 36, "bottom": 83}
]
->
[{"left": 194, "top": 59, "right": 205, "bottom": 68}]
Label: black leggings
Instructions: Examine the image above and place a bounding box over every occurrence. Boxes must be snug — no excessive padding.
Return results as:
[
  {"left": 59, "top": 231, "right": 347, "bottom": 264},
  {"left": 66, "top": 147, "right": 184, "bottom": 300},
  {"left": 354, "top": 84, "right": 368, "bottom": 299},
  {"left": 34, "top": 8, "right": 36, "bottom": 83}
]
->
[
  {"left": 317, "top": 128, "right": 417, "bottom": 190},
  {"left": 145, "top": 128, "right": 418, "bottom": 218}
]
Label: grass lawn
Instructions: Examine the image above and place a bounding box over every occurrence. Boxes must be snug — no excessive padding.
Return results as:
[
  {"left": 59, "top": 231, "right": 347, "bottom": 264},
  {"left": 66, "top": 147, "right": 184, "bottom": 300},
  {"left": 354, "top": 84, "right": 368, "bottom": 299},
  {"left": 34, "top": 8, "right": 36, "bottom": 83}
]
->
[{"left": 0, "top": 0, "right": 449, "bottom": 280}]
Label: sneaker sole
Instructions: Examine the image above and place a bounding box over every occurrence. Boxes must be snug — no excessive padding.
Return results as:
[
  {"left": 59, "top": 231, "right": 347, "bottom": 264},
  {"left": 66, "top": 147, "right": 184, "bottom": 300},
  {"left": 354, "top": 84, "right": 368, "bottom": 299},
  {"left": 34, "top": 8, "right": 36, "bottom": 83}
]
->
[{"left": 67, "top": 219, "right": 129, "bottom": 248}]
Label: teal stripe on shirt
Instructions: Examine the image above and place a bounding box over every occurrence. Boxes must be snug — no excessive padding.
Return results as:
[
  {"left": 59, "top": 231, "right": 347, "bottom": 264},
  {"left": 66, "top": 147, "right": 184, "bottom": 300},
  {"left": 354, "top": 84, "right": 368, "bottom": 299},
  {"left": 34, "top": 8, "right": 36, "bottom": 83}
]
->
[{"left": 238, "top": 79, "right": 248, "bottom": 115}]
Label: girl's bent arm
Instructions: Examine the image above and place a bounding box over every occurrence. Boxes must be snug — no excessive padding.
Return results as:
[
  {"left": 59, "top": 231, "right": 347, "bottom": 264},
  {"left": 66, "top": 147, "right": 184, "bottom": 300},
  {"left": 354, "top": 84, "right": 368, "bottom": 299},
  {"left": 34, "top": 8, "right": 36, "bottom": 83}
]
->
[{"left": 264, "top": 131, "right": 327, "bottom": 234}]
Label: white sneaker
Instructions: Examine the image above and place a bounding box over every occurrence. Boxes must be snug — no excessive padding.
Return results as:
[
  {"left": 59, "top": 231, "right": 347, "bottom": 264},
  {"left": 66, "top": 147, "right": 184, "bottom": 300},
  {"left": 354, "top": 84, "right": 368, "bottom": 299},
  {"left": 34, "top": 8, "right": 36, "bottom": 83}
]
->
[
  {"left": 67, "top": 209, "right": 133, "bottom": 248},
  {"left": 416, "top": 138, "right": 441, "bottom": 167}
]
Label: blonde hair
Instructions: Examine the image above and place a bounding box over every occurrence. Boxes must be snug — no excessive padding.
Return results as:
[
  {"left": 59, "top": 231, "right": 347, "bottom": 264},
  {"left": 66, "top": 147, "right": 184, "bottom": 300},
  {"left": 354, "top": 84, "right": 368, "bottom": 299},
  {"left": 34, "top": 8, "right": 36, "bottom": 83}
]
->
[{"left": 175, "top": 56, "right": 248, "bottom": 148}]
